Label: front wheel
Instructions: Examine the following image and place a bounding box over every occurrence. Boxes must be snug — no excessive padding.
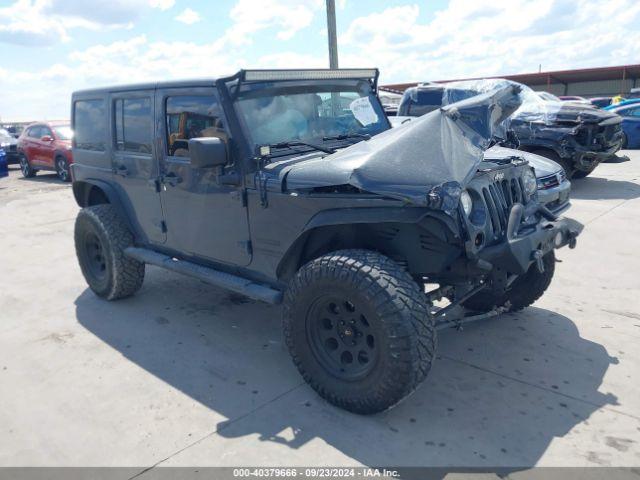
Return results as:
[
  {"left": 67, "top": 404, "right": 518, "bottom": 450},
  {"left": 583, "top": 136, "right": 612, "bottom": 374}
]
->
[
  {"left": 283, "top": 249, "right": 436, "bottom": 414},
  {"left": 530, "top": 149, "right": 574, "bottom": 179},
  {"left": 572, "top": 166, "right": 597, "bottom": 179},
  {"left": 464, "top": 252, "right": 556, "bottom": 313},
  {"left": 19, "top": 154, "right": 36, "bottom": 178},
  {"left": 74, "top": 204, "right": 145, "bottom": 300}
]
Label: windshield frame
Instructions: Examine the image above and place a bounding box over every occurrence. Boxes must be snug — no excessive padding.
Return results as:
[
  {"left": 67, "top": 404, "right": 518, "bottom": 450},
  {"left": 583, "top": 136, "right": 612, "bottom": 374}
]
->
[{"left": 227, "top": 78, "right": 391, "bottom": 161}]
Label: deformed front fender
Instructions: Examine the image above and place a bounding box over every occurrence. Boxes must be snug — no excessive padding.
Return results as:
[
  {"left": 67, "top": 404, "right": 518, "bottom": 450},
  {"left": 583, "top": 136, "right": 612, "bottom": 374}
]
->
[{"left": 275, "top": 206, "right": 462, "bottom": 281}]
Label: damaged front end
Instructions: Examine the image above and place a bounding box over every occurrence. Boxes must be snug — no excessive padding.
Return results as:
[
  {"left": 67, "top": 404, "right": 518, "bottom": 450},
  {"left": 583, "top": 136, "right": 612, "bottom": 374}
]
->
[{"left": 276, "top": 80, "right": 583, "bottom": 325}]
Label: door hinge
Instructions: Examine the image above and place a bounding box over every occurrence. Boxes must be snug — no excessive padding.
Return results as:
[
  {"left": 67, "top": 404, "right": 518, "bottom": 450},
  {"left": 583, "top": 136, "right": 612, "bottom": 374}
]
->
[
  {"left": 230, "top": 189, "right": 248, "bottom": 207},
  {"left": 239, "top": 240, "right": 252, "bottom": 256},
  {"left": 148, "top": 178, "right": 161, "bottom": 192},
  {"left": 160, "top": 220, "right": 167, "bottom": 233}
]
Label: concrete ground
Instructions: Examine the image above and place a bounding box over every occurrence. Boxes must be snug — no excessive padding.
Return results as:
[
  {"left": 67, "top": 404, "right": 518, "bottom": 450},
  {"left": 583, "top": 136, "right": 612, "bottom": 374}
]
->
[{"left": 1, "top": 153, "right": 639, "bottom": 471}]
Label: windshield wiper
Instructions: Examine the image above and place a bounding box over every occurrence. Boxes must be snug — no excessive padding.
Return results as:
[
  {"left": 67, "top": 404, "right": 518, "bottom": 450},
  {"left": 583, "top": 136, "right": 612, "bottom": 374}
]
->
[
  {"left": 323, "top": 133, "right": 371, "bottom": 141},
  {"left": 269, "top": 140, "right": 335, "bottom": 154}
]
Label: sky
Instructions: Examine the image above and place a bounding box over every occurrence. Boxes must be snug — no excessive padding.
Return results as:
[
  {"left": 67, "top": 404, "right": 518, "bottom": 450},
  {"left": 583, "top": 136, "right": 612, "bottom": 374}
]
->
[{"left": 0, "top": 0, "right": 639, "bottom": 121}]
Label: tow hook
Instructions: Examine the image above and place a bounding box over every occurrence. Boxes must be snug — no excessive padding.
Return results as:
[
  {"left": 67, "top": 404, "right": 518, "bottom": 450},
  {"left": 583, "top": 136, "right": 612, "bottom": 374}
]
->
[{"left": 532, "top": 249, "right": 545, "bottom": 273}]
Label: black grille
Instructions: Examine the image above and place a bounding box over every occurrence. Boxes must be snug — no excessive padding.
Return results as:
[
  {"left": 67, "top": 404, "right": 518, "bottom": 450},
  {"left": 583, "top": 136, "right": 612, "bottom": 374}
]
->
[{"left": 482, "top": 178, "right": 525, "bottom": 238}]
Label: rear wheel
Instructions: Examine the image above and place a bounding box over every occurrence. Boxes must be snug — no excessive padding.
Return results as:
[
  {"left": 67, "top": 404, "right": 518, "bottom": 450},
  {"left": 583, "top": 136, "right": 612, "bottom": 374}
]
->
[
  {"left": 19, "top": 154, "right": 36, "bottom": 178},
  {"left": 283, "top": 249, "right": 436, "bottom": 414},
  {"left": 530, "top": 149, "right": 573, "bottom": 179},
  {"left": 55, "top": 156, "right": 71, "bottom": 182},
  {"left": 74, "top": 204, "right": 145, "bottom": 300},
  {"left": 464, "top": 252, "right": 556, "bottom": 313}
]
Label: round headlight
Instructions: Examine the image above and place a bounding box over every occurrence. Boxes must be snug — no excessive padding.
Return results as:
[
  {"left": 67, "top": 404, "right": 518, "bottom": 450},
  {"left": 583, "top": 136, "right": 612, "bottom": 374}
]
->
[
  {"left": 522, "top": 169, "right": 537, "bottom": 196},
  {"left": 460, "top": 190, "right": 473, "bottom": 216}
]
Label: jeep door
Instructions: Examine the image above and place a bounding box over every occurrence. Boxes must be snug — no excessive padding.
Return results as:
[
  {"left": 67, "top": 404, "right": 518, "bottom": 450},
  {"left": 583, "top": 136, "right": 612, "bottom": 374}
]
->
[
  {"left": 109, "top": 90, "right": 166, "bottom": 244},
  {"left": 156, "top": 87, "right": 251, "bottom": 266}
]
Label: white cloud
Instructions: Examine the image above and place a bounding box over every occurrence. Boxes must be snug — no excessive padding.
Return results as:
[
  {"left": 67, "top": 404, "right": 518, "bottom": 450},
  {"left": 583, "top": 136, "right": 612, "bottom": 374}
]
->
[
  {"left": 224, "top": 0, "right": 323, "bottom": 44},
  {"left": 339, "top": 0, "right": 640, "bottom": 84},
  {"left": 149, "top": 0, "right": 175, "bottom": 10},
  {"left": 175, "top": 8, "right": 201, "bottom": 25},
  {"left": 0, "top": 0, "right": 144, "bottom": 45},
  {"left": 4, "top": 0, "right": 640, "bottom": 121}
]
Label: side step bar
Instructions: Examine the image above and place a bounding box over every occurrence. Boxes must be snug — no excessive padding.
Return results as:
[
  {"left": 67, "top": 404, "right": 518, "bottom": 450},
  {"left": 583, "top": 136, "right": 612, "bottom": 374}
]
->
[{"left": 124, "top": 247, "right": 283, "bottom": 305}]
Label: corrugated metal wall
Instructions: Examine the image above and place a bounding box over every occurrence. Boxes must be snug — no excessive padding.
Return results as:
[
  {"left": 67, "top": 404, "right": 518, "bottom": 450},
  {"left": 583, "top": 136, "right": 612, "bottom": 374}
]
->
[{"left": 530, "top": 79, "right": 637, "bottom": 98}]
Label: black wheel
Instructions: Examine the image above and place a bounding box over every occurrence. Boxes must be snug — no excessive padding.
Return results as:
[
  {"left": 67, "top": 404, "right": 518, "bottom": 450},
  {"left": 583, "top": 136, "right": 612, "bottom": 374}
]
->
[
  {"left": 283, "top": 249, "right": 436, "bottom": 414},
  {"left": 530, "top": 149, "right": 574, "bottom": 179},
  {"left": 19, "top": 154, "right": 36, "bottom": 178},
  {"left": 55, "top": 156, "right": 71, "bottom": 182},
  {"left": 464, "top": 252, "right": 556, "bottom": 313},
  {"left": 572, "top": 165, "right": 598, "bottom": 179},
  {"left": 74, "top": 204, "right": 145, "bottom": 300}
]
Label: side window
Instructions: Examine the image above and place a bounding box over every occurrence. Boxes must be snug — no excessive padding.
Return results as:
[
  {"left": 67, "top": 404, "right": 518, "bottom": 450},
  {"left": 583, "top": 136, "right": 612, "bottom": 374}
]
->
[
  {"left": 114, "top": 97, "right": 153, "bottom": 154},
  {"left": 165, "top": 95, "right": 227, "bottom": 157},
  {"left": 28, "top": 126, "right": 42, "bottom": 138},
  {"left": 41, "top": 126, "right": 53, "bottom": 138},
  {"left": 74, "top": 99, "right": 106, "bottom": 151}
]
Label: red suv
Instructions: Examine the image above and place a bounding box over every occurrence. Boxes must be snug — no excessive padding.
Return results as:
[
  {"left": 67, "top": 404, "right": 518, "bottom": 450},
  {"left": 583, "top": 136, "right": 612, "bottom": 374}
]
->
[{"left": 18, "top": 122, "right": 73, "bottom": 181}]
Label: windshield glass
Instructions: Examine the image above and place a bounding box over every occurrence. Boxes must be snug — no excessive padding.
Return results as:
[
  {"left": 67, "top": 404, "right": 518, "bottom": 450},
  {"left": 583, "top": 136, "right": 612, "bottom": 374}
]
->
[
  {"left": 235, "top": 80, "right": 389, "bottom": 153},
  {"left": 53, "top": 126, "right": 73, "bottom": 140}
]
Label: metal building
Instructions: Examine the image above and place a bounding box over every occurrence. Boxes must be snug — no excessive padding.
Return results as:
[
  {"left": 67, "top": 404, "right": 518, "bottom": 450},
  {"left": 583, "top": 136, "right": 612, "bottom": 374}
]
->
[{"left": 382, "top": 64, "right": 640, "bottom": 98}]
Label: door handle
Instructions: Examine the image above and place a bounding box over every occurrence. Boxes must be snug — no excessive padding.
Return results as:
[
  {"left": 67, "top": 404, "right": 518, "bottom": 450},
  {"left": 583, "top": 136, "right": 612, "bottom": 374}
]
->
[
  {"left": 164, "top": 172, "right": 182, "bottom": 186},
  {"left": 115, "top": 164, "right": 129, "bottom": 177}
]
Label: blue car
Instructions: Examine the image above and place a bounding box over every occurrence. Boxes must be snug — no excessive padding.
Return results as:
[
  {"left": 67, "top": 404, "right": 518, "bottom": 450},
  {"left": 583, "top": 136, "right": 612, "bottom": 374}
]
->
[
  {"left": 0, "top": 148, "right": 8, "bottom": 178},
  {"left": 608, "top": 104, "right": 640, "bottom": 148},
  {"left": 603, "top": 98, "right": 640, "bottom": 111}
]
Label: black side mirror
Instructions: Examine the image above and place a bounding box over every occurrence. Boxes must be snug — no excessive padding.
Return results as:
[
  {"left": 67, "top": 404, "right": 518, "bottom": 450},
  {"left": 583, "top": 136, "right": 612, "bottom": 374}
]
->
[{"left": 188, "top": 137, "right": 227, "bottom": 168}]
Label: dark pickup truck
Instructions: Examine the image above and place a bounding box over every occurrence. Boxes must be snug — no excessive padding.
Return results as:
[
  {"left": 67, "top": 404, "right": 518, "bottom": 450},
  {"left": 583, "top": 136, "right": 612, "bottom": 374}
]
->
[{"left": 399, "top": 80, "right": 624, "bottom": 179}]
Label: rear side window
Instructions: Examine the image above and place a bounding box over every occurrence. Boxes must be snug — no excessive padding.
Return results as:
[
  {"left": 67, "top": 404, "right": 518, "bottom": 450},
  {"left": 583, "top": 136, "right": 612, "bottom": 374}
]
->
[
  {"left": 114, "top": 97, "right": 153, "bottom": 154},
  {"left": 27, "top": 126, "right": 41, "bottom": 138},
  {"left": 74, "top": 99, "right": 106, "bottom": 151},
  {"left": 165, "top": 95, "right": 227, "bottom": 157}
]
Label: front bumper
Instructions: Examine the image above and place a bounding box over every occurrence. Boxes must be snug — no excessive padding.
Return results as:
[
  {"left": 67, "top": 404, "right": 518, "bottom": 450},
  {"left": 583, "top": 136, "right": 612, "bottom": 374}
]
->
[
  {"left": 537, "top": 178, "right": 571, "bottom": 214},
  {"left": 477, "top": 205, "right": 583, "bottom": 275}
]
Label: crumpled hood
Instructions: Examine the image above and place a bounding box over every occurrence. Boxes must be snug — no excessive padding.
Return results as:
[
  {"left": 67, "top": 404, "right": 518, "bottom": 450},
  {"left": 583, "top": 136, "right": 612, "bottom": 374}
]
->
[{"left": 283, "top": 83, "right": 522, "bottom": 206}]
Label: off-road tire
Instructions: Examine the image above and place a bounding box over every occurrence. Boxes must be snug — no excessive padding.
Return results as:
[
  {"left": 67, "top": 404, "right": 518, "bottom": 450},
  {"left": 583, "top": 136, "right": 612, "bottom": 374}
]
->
[
  {"left": 530, "top": 149, "right": 574, "bottom": 179},
  {"left": 74, "top": 204, "right": 145, "bottom": 300},
  {"left": 464, "top": 252, "right": 555, "bottom": 313},
  {"left": 19, "top": 154, "right": 36, "bottom": 178},
  {"left": 283, "top": 249, "right": 436, "bottom": 414},
  {"left": 55, "top": 155, "right": 71, "bottom": 182}
]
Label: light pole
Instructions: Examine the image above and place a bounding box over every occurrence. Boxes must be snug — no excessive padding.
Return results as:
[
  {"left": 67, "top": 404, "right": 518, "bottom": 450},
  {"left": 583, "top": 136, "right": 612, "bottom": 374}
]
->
[{"left": 326, "top": 0, "right": 339, "bottom": 69}]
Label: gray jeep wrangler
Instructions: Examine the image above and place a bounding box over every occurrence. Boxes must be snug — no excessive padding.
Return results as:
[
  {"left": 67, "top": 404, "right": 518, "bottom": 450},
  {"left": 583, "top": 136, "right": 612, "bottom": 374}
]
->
[{"left": 71, "top": 69, "right": 582, "bottom": 414}]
